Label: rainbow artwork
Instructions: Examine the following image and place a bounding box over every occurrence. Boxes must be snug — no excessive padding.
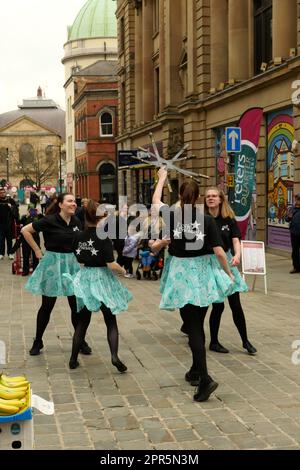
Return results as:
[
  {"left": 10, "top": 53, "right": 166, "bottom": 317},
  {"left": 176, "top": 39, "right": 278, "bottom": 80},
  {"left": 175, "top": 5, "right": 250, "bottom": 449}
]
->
[{"left": 267, "top": 108, "right": 295, "bottom": 250}]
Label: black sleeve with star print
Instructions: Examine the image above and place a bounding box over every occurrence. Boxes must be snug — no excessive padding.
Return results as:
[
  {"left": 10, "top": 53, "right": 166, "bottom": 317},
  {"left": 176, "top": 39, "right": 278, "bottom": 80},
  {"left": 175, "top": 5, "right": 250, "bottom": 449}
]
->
[{"left": 73, "top": 227, "right": 115, "bottom": 267}]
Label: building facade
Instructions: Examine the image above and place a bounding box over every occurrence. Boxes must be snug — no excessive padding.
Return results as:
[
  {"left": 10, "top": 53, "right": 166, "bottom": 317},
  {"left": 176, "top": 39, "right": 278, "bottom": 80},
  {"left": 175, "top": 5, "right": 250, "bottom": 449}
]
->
[
  {"left": 62, "top": 0, "right": 118, "bottom": 195},
  {"left": 73, "top": 61, "right": 118, "bottom": 202},
  {"left": 116, "top": 0, "right": 300, "bottom": 252},
  {"left": 0, "top": 88, "right": 65, "bottom": 190}
]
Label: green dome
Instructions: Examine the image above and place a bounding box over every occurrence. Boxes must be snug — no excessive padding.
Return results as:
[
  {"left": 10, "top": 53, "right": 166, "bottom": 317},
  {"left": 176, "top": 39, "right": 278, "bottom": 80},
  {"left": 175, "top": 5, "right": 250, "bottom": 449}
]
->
[{"left": 68, "top": 0, "right": 117, "bottom": 41}]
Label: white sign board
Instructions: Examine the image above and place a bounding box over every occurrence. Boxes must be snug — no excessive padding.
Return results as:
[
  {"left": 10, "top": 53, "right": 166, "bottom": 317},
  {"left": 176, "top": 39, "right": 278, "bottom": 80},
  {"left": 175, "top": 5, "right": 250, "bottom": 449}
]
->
[
  {"left": 241, "top": 241, "right": 267, "bottom": 294},
  {"left": 241, "top": 241, "right": 266, "bottom": 275}
]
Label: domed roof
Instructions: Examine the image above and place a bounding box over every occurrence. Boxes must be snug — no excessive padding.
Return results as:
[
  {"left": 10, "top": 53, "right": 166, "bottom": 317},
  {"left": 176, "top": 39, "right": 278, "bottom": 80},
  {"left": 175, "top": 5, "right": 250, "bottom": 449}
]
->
[{"left": 68, "top": 0, "right": 117, "bottom": 41}]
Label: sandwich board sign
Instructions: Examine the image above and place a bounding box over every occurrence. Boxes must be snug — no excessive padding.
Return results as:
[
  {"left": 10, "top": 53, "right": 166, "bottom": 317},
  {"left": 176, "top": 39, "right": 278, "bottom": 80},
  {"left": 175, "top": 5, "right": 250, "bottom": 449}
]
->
[{"left": 241, "top": 240, "right": 267, "bottom": 294}]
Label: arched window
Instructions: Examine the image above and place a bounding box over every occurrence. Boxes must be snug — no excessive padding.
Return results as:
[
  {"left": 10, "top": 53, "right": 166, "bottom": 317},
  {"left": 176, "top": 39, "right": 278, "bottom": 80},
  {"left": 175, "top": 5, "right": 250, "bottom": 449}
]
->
[
  {"left": 99, "top": 163, "right": 116, "bottom": 204},
  {"left": 100, "top": 112, "right": 113, "bottom": 136},
  {"left": 19, "top": 143, "right": 34, "bottom": 164},
  {"left": 0, "top": 147, "right": 7, "bottom": 165}
]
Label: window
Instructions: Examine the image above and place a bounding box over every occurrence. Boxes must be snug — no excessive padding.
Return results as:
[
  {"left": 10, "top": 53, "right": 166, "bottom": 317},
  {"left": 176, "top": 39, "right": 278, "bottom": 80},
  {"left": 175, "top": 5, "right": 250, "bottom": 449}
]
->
[
  {"left": 99, "top": 163, "right": 116, "bottom": 204},
  {"left": 100, "top": 112, "right": 113, "bottom": 136},
  {"left": 153, "top": 0, "right": 159, "bottom": 34},
  {"left": 121, "top": 83, "right": 126, "bottom": 131},
  {"left": 254, "top": 0, "right": 272, "bottom": 75},
  {"left": 120, "top": 17, "right": 125, "bottom": 53},
  {"left": 19, "top": 143, "right": 34, "bottom": 164},
  {"left": 154, "top": 67, "right": 160, "bottom": 115}
]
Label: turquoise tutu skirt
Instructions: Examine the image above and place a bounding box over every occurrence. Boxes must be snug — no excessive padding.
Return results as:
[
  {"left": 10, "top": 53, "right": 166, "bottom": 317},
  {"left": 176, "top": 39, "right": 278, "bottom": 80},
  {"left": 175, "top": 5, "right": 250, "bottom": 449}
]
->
[
  {"left": 25, "top": 251, "right": 81, "bottom": 297},
  {"left": 63, "top": 267, "right": 133, "bottom": 315},
  {"left": 225, "top": 252, "right": 248, "bottom": 297},
  {"left": 159, "top": 254, "right": 234, "bottom": 310}
]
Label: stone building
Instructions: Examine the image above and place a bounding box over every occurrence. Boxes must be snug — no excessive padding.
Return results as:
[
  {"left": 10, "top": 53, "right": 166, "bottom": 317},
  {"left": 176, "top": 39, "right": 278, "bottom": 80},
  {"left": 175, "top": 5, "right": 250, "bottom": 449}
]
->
[
  {"left": 73, "top": 60, "right": 118, "bottom": 202},
  {"left": 116, "top": 0, "right": 300, "bottom": 253},
  {"left": 0, "top": 87, "right": 65, "bottom": 189},
  {"left": 62, "top": 0, "right": 118, "bottom": 195}
]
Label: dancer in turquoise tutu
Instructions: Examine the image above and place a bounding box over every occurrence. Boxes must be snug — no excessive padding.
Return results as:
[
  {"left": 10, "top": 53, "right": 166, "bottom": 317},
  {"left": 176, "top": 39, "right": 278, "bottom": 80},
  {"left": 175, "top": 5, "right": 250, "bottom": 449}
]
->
[
  {"left": 152, "top": 168, "right": 234, "bottom": 402},
  {"left": 204, "top": 187, "right": 257, "bottom": 355},
  {"left": 65, "top": 200, "right": 132, "bottom": 370},
  {"left": 21, "top": 193, "right": 92, "bottom": 356}
]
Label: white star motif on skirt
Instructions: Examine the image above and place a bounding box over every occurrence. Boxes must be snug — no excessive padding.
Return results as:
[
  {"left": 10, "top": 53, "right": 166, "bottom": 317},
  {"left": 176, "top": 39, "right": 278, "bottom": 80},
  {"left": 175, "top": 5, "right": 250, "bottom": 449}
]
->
[
  {"left": 91, "top": 248, "right": 99, "bottom": 256},
  {"left": 73, "top": 227, "right": 80, "bottom": 231},
  {"left": 87, "top": 239, "right": 94, "bottom": 247},
  {"left": 173, "top": 228, "right": 181, "bottom": 238},
  {"left": 76, "top": 249, "right": 81, "bottom": 255}
]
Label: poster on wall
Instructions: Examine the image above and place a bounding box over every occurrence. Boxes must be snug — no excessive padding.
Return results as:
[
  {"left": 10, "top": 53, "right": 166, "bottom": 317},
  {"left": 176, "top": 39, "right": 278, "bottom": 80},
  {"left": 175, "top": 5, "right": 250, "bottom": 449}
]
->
[{"left": 267, "top": 108, "right": 294, "bottom": 251}]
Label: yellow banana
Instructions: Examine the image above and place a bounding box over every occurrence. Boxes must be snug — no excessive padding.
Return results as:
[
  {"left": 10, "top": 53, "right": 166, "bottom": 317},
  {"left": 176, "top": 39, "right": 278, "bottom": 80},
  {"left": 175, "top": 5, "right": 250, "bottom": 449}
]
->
[
  {"left": 0, "top": 397, "right": 25, "bottom": 408},
  {"left": 0, "top": 385, "right": 27, "bottom": 400},
  {"left": 0, "top": 382, "right": 28, "bottom": 391},
  {"left": 0, "top": 402, "right": 20, "bottom": 415},
  {"left": 0, "top": 377, "right": 29, "bottom": 388},
  {"left": 0, "top": 374, "right": 27, "bottom": 382}
]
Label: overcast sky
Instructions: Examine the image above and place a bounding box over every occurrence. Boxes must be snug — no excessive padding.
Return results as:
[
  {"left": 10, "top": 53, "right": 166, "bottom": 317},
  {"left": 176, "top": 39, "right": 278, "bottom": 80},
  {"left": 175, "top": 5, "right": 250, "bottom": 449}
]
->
[{"left": 0, "top": 0, "right": 88, "bottom": 114}]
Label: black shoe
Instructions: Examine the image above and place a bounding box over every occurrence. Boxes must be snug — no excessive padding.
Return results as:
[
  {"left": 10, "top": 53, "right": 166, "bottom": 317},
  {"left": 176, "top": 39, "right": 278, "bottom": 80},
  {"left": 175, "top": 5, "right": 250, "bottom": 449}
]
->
[
  {"left": 180, "top": 324, "right": 189, "bottom": 335},
  {"left": 22, "top": 272, "right": 29, "bottom": 277},
  {"left": 193, "top": 378, "right": 219, "bottom": 402},
  {"left": 243, "top": 340, "right": 257, "bottom": 355},
  {"left": 29, "top": 339, "right": 44, "bottom": 356},
  {"left": 69, "top": 359, "right": 80, "bottom": 369},
  {"left": 209, "top": 342, "right": 229, "bottom": 354},
  {"left": 290, "top": 268, "right": 300, "bottom": 274},
  {"left": 112, "top": 358, "right": 127, "bottom": 373},
  {"left": 79, "top": 340, "right": 92, "bottom": 355},
  {"left": 185, "top": 369, "right": 200, "bottom": 386}
]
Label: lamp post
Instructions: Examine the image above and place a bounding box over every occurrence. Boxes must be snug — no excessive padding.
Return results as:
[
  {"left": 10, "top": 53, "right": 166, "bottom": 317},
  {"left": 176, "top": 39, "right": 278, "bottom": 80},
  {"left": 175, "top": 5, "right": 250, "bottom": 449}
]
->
[
  {"left": 6, "top": 148, "right": 9, "bottom": 184},
  {"left": 59, "top": 147, "right": 62, "bottom": 194}
]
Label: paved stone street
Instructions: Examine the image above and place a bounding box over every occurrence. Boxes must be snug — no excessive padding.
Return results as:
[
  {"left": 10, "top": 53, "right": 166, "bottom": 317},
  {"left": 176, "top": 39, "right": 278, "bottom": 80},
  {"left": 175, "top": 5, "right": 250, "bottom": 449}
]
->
[{"left": 1, "top": 250, "right": 300, "bottom": 450}]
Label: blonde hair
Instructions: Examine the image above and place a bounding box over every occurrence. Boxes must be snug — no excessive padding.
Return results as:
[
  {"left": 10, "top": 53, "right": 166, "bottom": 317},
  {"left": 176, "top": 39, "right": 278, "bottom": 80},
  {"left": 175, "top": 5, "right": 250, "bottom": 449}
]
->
[{"left": 204, "top": 187, "right": 235, "bottom": 219}]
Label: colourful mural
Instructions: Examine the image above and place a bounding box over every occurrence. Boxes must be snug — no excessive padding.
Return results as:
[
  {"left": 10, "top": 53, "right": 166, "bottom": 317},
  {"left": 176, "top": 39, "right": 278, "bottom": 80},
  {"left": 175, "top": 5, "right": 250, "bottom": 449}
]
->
[{"left": 267, "top": 108, "right": 295, "bottom": 250}]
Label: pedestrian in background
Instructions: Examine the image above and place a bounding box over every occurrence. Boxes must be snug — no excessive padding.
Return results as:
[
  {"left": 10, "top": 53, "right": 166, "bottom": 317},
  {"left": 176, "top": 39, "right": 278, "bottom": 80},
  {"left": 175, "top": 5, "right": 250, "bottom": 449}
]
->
[
  {"left": 286, "top": 193, "right": 300, "bottom": 274},
  {"left": 0, "top": 186, "right": 19, "bottom": 260}
]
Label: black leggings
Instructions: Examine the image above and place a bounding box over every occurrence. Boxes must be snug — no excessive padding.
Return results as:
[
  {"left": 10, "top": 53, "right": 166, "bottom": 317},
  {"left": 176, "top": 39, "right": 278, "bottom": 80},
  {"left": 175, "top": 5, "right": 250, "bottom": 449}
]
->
[
  {"left": 70, "top": 304, "right": 120, "bottom": 362},
  {"left": 35, "top": 295, "right": 86, "bottom": 341},
  {"left": 180, "top": 304, "right": 209, "bottom": 381},
  {"left": 209, "top": 292, "right": 248, "bottom": 344}
]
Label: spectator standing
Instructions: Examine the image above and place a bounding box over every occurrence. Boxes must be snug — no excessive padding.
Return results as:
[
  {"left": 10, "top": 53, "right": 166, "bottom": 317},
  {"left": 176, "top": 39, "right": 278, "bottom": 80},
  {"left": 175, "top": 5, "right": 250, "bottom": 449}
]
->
[
  {"left": 0, "top": 186, "right": 19, "bottom": 260},
  {"left": 286, "top": 194, "right": 300, "bottom": 274}
]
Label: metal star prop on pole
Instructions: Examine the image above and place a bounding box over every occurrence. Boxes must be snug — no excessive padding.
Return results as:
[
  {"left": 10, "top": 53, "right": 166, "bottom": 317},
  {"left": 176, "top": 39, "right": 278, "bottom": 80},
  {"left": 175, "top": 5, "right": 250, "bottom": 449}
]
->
[{"left": 130, "top": 133, "right": 209, "bottom": 185}]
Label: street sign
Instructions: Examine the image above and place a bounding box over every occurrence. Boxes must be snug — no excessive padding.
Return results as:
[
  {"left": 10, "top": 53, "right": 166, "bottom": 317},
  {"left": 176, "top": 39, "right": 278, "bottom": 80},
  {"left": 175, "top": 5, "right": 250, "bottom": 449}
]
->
[
  {"left": 225, "top": 127, "right": 241, "bottom": 152},
  {"left": 118, "top": 150, "right": 138, "bottom": 167}
]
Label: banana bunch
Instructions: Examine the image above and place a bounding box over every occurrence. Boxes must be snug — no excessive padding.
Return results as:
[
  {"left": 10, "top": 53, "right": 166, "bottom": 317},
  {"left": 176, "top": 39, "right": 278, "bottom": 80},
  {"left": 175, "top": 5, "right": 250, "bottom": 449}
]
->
[{"left": 0, "top": 374, "right": 30, "bottom": 416}]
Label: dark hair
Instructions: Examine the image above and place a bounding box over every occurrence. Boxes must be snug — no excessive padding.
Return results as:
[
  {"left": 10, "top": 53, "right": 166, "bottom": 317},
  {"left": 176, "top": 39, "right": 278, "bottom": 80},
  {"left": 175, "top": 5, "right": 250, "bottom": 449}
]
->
[
  {"left": 179, "top": 180, "right": 199, "bottom": 208},
  {"left": 85, "top": 199, "right": 107, "bottom": 225},
  {"left": 46, "top": 193, "right": 73, "bottom": 215}
]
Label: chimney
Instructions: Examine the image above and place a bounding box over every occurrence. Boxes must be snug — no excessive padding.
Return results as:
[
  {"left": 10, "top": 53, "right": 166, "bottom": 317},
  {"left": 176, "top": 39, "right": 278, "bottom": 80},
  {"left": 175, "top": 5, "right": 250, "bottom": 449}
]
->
[{"left": 37, "top": 86, "right": 42, "bottom": 98}]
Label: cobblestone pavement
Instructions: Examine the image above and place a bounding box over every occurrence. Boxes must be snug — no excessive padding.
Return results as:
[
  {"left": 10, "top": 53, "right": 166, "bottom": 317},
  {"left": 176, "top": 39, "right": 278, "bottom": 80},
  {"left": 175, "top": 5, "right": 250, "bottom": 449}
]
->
[{"left": 1, "top": 250, "right": 300, "bottom": 450}]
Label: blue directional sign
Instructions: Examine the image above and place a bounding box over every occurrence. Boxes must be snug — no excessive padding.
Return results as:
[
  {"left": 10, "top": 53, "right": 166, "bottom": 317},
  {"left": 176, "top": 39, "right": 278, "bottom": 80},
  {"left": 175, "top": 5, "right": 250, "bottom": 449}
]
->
[{"left": 225, "top": 127, "right": 242, "bottom": 153}]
